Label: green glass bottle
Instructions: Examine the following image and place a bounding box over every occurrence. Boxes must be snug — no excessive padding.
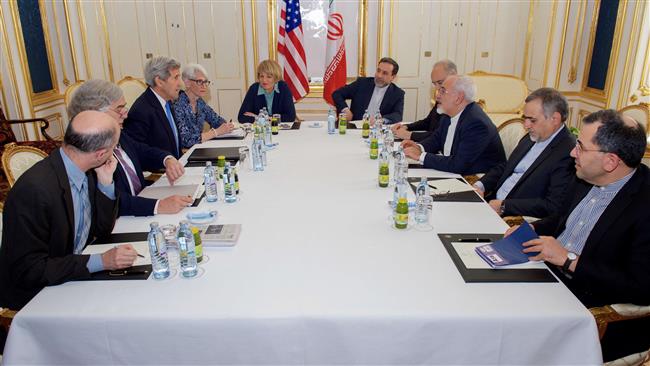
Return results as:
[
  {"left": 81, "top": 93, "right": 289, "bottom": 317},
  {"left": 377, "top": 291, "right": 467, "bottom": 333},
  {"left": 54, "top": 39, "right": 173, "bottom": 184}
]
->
[
  {"left": 271, "top": 114, "right": 280, "bottom": 135},
  {"left": 216, "top": 155, "right": 226, "bottom": 178},
  {"left": 394, "top": 197, "right": 409, "bottom": 229},
  {"left": 361, "top": 111, "right": 370, "bottom": 138},
  {"left": 338, "top": 113, "right": 347, "bottom": 135},
  {"left": 191, "top": 227, "right": 203, "bottom": 263},
  {"left": 369, "top": 136, "right": 378, "bottom": 159}
]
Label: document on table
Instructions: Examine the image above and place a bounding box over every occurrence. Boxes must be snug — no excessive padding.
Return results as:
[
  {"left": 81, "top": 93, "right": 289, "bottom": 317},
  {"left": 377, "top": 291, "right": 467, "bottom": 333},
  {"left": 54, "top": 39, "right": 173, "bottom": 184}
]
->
[
  {"left": 428, "top": 178, "right": 473, "bottom": 194},
  {"left": 83, "top": 242, "right": 151, "bottom": 266},
  {"left": 155, "top": 174, "right": 205, "bottom": 187},
  {"left": 138, "top": 184, "right": 200, "bottom": 200},
  {"left": 213, "top": 128, "right": 245, "bottom": 139},
  {"left": 451, "top": 242, "right": 543, "bottom": 270}
]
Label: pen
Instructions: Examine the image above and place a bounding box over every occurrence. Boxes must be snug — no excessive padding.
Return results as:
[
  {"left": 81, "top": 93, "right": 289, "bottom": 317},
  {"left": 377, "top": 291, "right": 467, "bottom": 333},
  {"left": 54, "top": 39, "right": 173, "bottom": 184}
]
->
[
  {"left": 137, "top": 253, "right": 145, "bottom": 258},
  {"left": 457, "top": 238, "right": 491, "bottom": 242},
  {"left": 108, "top": 269, "right": 150, "bottom": 276}
]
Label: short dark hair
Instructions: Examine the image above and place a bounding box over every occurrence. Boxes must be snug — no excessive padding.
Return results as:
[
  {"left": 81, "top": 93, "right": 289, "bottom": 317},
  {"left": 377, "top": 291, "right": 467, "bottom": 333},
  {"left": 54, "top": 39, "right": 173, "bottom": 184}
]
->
[
  {"left": 525, "top": 88, "right": 569, "bottom": 122},
  {"left": 583, "top": 109, "right": 647, "bottom": 167},
  {"left": 64, "top": 120, "right": 116, "bottom": 153},
  {"left": 379, "top": 57, "right": 399, "bottom": 76}
]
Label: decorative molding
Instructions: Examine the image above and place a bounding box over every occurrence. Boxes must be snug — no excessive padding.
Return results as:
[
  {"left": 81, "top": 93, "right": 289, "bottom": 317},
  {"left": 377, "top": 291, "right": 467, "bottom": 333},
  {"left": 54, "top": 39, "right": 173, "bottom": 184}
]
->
[
  {"left": 99, "top": 0, "right": 114, "bottom": 82},
  {"left": 568, "top": 0, "right": 586, "bottom": 84},
  {"left": 521, "top": 0, "right": 535, "bottom": 80},
  {"left": 76, "top": 1, "right": 91, "bottom": 79},
  {"left": 357, "top": 0, "right": 368, "bottom": 76},
  {"left": 542, "top": 0, "right": 558, "bottom": 86},
  {"left": 376, "top": 0, "right": 383, "bottom": 64},
  {"left": 49, "top": 1, "right": 69, "bottom": 86},
  {"left": 0, "top": 3, "right": 24, "bottom": 119},
  {"left": 62, "top": 0, "right": 79, "bottom": 81},
  {"left": 240, "top": 0, "right": 249, "bottom": 87},
  {"left": 639, "top": 1, "right": 650, "bottom": 96},
  {"left": 554, "top": 0, "right": 571, "bottom": 89},
  {"left": 250, "top": 0, "right": 259, "bottom": 70},
  {"left": 267, "top": 0, "right": 276, "bottom": 61}
]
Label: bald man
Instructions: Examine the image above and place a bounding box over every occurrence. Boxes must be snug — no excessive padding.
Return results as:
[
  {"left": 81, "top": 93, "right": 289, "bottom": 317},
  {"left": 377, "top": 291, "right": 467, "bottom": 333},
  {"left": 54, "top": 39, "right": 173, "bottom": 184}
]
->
[{"left": 0, "top": 111, "right": 137, "bottom": 311}]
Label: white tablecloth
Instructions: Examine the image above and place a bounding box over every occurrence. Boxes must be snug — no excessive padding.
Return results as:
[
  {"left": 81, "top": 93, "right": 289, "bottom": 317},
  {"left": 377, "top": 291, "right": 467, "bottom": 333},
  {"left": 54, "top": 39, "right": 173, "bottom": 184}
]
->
[{"left": 3, "top": 124, "right": 602, "bottom": 365}]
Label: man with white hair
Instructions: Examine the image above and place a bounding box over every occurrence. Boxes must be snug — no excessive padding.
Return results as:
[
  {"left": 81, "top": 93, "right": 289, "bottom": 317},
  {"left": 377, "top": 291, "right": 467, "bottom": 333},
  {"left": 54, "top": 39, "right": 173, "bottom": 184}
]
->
[
  {"left": 124, "top": 56, "right": 183, "bottom": 158},
  {"left": 401, "top": 75, "right": 505, "bottom": 174},
  {"left": 391, "top": 59, "right": 457, "bottom": 141}
]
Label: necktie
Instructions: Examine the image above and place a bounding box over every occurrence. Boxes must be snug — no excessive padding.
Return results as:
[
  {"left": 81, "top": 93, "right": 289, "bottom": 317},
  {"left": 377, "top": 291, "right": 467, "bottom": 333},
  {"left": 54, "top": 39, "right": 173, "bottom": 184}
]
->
[
  {"left": 74, "top": 180, "right": 91, "bottom": 254},
  {"left": 114, "top": 146, "right": 143, "bottom": 195},
  {"left": 165, "top": 101, "right": 179, "bottom": 155}
]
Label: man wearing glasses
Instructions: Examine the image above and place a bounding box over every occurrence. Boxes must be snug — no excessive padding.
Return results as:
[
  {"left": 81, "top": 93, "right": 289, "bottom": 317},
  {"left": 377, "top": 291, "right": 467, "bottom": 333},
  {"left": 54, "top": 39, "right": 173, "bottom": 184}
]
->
[
  {"left": 513, "top": 110, "right": 650, "bottom": 362},
  {"left": 401, "top": 75, "right": 506, "bottom": 175},
  {"left": 473, "top": 88, "right": 576, "bottom": 218},
  {"left": 391, "top": 59, "right": 457, "bottom": 142}
]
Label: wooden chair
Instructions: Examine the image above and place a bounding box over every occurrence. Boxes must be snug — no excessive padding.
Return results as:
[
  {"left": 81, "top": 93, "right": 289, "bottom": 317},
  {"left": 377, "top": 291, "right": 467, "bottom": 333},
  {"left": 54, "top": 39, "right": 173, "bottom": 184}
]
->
[
  {"left": 618, "top": 103, "right": 650, "bottom": 160},
  {"left": 1, "top": 143, "right": 48, "bottom": 186},
  {"left": 497, "top": 117, "right": 527, "bottom": 159},
  {"left": 63, "top": 81, "right": 84, "bottom": 109},
  {"left": 592, "top": 304, "right": 650, "bottom": 366},
  {"left": 117, "top": 76, "right": 147, "bottom": 107},
  {"left": 468, "top": 71, "right": 528, "bottom": 128}
]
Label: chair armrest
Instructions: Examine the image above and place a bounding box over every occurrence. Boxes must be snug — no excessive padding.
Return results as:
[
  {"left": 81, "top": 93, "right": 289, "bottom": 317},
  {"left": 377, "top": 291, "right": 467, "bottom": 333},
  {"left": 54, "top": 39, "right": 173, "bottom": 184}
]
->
[
  {"left": 590, "top": 304, "right": 650, "bottom": 339},
  {"left": 0, "top": 307, "right": 17, "bottom": 333},
  {"left": 6, "top": 118, "right": 53, "bottom": 141}
]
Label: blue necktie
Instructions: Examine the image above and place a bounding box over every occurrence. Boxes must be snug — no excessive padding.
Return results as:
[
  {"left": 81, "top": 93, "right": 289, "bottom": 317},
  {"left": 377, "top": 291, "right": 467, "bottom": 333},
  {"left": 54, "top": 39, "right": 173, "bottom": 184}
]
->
[
  {"left": 164, "top": 101, "right": 179, "bottom": 155},
  {"left": 74, "top": 180, "right": 91, "bottom": 254}
]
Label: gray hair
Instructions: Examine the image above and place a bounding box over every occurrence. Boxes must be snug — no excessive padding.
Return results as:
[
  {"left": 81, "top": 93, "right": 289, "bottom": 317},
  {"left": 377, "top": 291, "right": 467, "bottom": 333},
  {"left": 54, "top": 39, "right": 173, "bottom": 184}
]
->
[
  {"left": 144, "top": 56, "right": 181, "bottom": 87},
  {"left": 182, "top": 63, "right": 208, "bottom": 81},
  {"left": 583, "top": 109, "right": 647, "bottom": 167},
  {"left": 453, "top": 75, "right": 476, "bottom": 102},
  {"left": 525, "top": 87, "right": 569, "bottom": 122},
  {"left": 67, "top": 79, "right": 123, "bottom": 119},
  {"left": 64, "top": 116, "right": 117, "bottom": 153},
  {"left": 434, "top": 59, "right": 458, "bottom": 75}
]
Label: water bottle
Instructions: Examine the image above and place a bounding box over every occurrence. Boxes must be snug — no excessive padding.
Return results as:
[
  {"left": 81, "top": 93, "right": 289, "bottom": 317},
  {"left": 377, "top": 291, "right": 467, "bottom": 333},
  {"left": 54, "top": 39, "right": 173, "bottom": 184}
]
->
[
  {"left": 263, "top": 115, "right": 273, "bottom": 146},
  {"left": 203, "top": 161, "right": 218, "bottom": 202},
  {"left": 327, "top": 107, "right": 336, "bottom": 134},
  {"left": 177, "top": 220, "right": 198, "bottom": 278},
  {"left": 384, "top": 128, "right": 395, "bottom": 155},
  {"left": 394, "top": 146, "right": 408, "bottom": 183},
  {"left": 416, "top": 176, "right": 432, "bottom": 205},
  {"left": 375, "top": 112, "right": 384, "bottom": 133},
  {"left": 252, "top": 139, "right": 264, "bottom": 171},
  {"left": 224, "top": 162, "right": 237, "bottom": 203},
  {"left": 414, "top": 190, "right": 430, "bottom": 226},
  {"left": 378, "top": 145, "right": 390, "bottom": 188},
  {"left": 362, "top": 110, "right": 370, "bottom": 138},
  {"left": 147, "top": 222, "right": 170, "bottom": 279}
]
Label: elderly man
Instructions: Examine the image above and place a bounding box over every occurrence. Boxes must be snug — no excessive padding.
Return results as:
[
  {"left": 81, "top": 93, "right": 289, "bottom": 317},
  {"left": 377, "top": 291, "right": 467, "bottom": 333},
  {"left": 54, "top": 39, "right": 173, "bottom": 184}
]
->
[
  {"left": 332, "top": 57, "right": 405, "bottom": 124},
  {"left": 401, "top": 75, "right": 505, "bottom": 174},
  {"left": 474, "top": 88, "right": 575, "bottom": 218},
  {"left": 124, "top": 56, "right": 183, "bottom": 158},
  {"left": 68, "top": 79, "right": 191, "bottom": 216},
  {"left": 391, "top": 59, "right": 457, "bottom": 141},
  {"left": 514, "top": 110, "right": 650, "bottom": 361},
  {"left": 0, "top": 111, "right": 138, "bottom": 311}
]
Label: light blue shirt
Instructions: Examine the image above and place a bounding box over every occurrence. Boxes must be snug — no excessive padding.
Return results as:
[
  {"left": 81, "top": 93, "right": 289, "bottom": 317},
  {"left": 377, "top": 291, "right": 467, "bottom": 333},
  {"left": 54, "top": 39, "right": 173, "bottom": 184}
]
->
[
  {"left": 557, "top": 169, "right": 635, "bottom": 255},
  {"left": 496, "top": 125, "right": 566, "bottom": 200},
  {"left": 60, "top": 148, "right": 115, "bottom": 272},
  {"left": 257, "top": 83, "right": 279, "bottom": 114}
]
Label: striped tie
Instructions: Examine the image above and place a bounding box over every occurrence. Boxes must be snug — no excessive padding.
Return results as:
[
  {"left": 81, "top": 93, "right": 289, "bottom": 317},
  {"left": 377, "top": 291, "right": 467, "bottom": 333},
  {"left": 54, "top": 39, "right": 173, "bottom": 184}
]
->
[
  {"left": 113, "top": 146, "right": 143, "bottom": 195},
  {"left": 74, "top": 180, "right": 92, "bottom": 254}
]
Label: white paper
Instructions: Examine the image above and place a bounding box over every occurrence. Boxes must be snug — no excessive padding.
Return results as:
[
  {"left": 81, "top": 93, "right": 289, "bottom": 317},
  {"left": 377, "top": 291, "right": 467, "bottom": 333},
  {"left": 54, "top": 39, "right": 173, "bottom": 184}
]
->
[
  {"left": 138, "top": 184, "right": 200, "bottom": 200},
  {"left": 214, "top": 128, "right": 245, "bottom": 139},
  {"left": 82, "top": 242, "right": 151, "bottom": 266},
  {"left": 156, "top": 174, "right": 205, "bottom": 187},
  {"left": 428, "top": 178, "right": 473, "bottom": 194},
  {"left": 451, "top": 242, "right": 492, "bottom": 269}
]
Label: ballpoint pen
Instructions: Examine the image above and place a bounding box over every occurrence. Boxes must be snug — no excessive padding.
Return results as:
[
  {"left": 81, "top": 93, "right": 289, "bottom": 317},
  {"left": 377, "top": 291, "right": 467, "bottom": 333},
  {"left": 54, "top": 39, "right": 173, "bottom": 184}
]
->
[{"left": 457, "top": 238, "right": 491, "bottom": 242}]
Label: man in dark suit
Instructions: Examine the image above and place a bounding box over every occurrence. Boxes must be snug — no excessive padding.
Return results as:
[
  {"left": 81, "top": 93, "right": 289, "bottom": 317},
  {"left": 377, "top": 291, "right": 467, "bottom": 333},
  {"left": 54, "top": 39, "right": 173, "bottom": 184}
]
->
[
  {"left": 0, "top": 111, "right": 138, "bottom": 311},
  {"left": 391, "top": 59, "right": 457, "bottom": 142},
  {"left": 332, "top": 57, "right": 405, "bottom": 124},
  {"left": 514, "top": 110, "right": 650, "bottom": 361},
  {"left": 401, "top": 75, "right": 506, "bottom": 174},
  {"left": 474, "top": 88, "right": 575, "bottom": 218},
  {"left": 123, "top": 56, "right": 183, "bottom": 158},
  {"left": 68, "top": 79, "right": 191, "bottom": 216}
]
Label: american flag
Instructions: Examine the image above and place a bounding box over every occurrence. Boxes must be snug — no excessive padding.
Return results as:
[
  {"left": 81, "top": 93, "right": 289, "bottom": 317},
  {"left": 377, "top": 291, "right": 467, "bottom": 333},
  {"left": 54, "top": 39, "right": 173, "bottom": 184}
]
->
[{"left": 277, "top": 0, "right": 309, "bottom": 101}]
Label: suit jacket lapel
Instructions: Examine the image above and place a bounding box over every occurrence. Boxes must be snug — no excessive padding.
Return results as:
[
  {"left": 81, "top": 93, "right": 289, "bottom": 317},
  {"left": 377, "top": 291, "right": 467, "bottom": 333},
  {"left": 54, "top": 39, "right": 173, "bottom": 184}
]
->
[
  {"left": 449, "top": 103, "right": 475, "bottom": 156},
  {"left": 146, "top": 88, "right": 177, "bottom": 150},
  {"left": 50, "top": 149, "right": 76, "bottom": 252},
  {"left": 496, "top": 137, "right": 534, "bottom": 189},
  {"left": 360, "top": 78, "right": 374, "bottom": 112}
]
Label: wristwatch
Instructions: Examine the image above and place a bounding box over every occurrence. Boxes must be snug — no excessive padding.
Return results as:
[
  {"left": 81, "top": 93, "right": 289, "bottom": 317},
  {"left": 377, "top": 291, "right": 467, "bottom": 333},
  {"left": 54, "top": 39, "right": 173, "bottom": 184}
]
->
[
  {"left": 499, "top": 201, "right": 506, "bottom": 216},
  {"left": 562, "top": 252, "right": 578, "bottom": 272}
]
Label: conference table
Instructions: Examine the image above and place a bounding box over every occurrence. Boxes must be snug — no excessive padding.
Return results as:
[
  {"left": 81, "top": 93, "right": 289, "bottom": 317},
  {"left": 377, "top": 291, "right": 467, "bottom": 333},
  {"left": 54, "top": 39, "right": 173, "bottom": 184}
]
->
[{"left": 3, "top": 123, "right": 602, "bottom": 365}]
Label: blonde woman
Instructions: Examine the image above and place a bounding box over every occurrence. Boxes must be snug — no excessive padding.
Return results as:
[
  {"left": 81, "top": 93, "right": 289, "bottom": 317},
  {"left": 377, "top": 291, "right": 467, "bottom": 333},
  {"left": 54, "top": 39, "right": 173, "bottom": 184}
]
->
[{"left": 238, "top": 59, "right": 296, "bottom": 123}]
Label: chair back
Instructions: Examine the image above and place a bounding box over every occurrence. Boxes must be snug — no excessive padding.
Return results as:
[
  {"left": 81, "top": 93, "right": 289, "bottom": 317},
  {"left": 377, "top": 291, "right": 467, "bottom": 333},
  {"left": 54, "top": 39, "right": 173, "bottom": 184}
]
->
[
  {"left": 497, "top": 117, "right": 527, "bottom": 159},
  {"left": 1, "top": 143, "right": 47, "bottom": 186},
  {"left": 117, "top": 76, "right": 147, "bottom": 107},
  {"left": 468, "top": 71, "right": 528, "bottom": 114},
  {"left": 63, "top": 81, "right": 84, "bottom": 109}
]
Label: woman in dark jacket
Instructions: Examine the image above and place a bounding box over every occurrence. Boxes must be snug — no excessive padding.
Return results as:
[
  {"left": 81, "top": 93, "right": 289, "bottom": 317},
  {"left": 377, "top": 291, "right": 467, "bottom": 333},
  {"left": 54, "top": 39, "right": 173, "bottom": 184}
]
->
[{"left": 238, "top": 59, "right": 296, "bottom": 123}]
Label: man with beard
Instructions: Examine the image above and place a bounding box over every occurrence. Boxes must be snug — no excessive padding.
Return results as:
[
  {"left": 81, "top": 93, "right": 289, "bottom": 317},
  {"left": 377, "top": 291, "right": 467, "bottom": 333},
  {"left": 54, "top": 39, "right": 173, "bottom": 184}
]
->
[
  {"left": 0, "top": 111, "right": 137, "bottom": 311},
  {"left": 332, "top": 57, "right": 405, "bottom": 124},
  {"left": 391, "top": 59, "right": 457, "bottom": 141}
]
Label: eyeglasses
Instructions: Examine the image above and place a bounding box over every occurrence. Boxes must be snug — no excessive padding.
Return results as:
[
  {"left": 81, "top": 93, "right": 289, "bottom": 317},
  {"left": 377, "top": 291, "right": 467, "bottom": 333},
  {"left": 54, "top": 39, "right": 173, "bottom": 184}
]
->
[
  {"left": 190, "top": 79, "right": 211, "bottom": 87},
  {"left": 575, "top": 140, "right": 606, "bottom": 154},
  {"left": 437, "top": 86, "right": 452, "bottom": 95},
  {"left": 431, "top": 79, "right": 445, "bottom": 88}
]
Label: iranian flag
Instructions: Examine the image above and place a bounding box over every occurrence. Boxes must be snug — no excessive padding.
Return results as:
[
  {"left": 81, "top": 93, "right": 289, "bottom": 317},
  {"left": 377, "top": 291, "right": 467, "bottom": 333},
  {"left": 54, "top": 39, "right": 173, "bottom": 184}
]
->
[{"left": 323, "top": 0, "right": 347, "bottom": 105}]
